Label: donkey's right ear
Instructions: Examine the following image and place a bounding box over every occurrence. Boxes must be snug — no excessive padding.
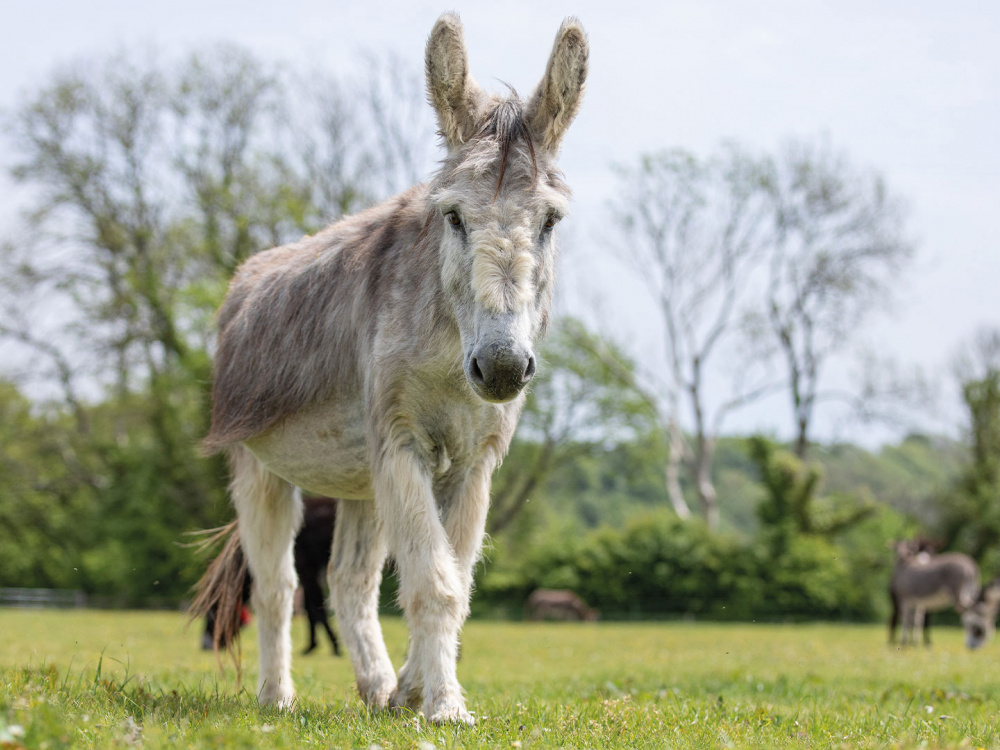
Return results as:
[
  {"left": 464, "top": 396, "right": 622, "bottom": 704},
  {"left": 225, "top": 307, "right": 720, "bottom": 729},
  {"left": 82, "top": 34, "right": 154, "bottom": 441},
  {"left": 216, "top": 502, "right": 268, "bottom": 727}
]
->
[{"left": 425, "top": 13, "right": 485, "bottom": 149}]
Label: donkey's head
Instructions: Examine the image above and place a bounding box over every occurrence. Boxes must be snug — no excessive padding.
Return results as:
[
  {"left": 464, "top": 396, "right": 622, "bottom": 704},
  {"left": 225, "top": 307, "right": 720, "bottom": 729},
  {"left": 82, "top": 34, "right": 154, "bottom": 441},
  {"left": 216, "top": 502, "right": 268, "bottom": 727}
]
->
[
  {"left": 425, "top": 14, "right": 588, "bottom": 403},
  {"left": 963, "top": 578, "right": 1000, "bottom": 650}
]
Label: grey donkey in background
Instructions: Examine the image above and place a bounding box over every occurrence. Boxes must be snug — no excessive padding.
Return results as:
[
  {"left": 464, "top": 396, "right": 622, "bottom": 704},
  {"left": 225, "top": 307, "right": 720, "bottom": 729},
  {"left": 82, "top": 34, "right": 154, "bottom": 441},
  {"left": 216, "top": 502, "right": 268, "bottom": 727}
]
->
[
  {"left": 191, "top": 13, "right": 588, "bottom": 724},
  {"left": 961, "top": 576, "right": 1000, "bottom": 649},
  {"left": 889, "top": 539, "right": 981, "bottom": 648}
]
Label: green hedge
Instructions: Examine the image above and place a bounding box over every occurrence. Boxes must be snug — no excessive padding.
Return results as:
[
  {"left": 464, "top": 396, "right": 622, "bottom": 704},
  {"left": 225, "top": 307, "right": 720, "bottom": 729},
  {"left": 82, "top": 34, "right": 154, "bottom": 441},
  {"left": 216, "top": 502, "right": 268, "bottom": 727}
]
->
[{"left": 476, "top": 510, "right": 903, "bottom": 622}]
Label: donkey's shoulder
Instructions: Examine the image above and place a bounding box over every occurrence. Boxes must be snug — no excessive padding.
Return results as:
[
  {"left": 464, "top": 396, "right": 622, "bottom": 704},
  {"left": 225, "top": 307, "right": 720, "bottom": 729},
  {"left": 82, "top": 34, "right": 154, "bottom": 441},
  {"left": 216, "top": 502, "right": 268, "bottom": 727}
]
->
[
  {"left": 219, "top": 186, "right": 430, "bottom": 330},
  {"left": 205, "top": 186, "right": 433, "bottom": 454}
]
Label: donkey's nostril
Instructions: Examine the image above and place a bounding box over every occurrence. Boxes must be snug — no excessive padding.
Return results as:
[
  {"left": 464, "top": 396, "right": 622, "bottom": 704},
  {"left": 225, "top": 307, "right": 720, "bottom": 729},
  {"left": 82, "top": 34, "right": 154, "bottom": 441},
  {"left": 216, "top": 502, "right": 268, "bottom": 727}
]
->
[
  {"left": 470, "top": 357, "right": 485, "bottom": 385},
  {"left": 523, "top": 355, "right": 536, "bottom": 382}
]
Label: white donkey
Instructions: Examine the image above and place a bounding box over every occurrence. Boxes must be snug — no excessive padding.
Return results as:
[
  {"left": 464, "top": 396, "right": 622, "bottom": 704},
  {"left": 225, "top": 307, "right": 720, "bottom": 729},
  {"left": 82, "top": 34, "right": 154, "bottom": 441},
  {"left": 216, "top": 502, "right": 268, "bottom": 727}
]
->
[{"left": 195, "top": 13, "right": 588, "bottom": 724}]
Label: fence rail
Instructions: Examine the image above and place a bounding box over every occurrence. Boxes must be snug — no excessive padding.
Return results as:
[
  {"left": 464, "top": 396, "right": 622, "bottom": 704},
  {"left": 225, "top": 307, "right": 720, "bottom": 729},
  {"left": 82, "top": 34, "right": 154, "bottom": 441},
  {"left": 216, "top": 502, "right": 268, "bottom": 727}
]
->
[{"left": 0, "top": 588, "right": 86, "bottom": 609}]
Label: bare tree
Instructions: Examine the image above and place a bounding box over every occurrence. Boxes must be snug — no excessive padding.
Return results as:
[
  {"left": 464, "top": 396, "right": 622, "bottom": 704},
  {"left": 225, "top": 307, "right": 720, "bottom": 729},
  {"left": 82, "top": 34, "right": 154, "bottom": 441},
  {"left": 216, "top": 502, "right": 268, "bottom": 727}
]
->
[
  {"left": 290, "top": 52, "right": 434, "bottom": 226},
  {"left": 609, "top": 146, "right": 775, "bottom": 528},
  {"left": 750, "top": 137, "right": 915, "bottom": 457}
]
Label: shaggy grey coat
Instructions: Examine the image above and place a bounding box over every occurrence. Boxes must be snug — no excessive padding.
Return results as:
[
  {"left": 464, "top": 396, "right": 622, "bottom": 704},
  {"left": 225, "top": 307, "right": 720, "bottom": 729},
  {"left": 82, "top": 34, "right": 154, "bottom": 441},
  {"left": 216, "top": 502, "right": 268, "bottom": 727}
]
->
[{"left": 198, "top": 13, "right": 588, "bottom": 725}]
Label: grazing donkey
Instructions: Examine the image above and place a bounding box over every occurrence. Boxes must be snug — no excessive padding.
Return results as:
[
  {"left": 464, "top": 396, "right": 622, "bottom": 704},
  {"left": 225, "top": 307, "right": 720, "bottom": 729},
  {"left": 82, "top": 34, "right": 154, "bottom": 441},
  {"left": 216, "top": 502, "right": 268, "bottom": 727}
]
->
[
  {"left": 525, "top": 589, "right": 598, "bottom": 621},
  {"left": 200, "top": 496, "right": 341, "bottom": 656},
  {"left": 889, "top": 539, "right": 980, "bottom": 647},
  {"left": 194, "top": 13, "right": 588, "bottom": 724},
  {"left": 961, "top": 577, "right": 1000, "bottom": 650}
]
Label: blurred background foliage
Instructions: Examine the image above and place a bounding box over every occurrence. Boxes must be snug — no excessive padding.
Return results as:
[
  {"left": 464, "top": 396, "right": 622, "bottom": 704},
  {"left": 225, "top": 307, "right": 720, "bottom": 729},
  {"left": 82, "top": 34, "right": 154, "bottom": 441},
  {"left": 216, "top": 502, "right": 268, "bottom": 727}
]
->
[{"left": 0, "top": 45, "right": 997, "bottom": 620}]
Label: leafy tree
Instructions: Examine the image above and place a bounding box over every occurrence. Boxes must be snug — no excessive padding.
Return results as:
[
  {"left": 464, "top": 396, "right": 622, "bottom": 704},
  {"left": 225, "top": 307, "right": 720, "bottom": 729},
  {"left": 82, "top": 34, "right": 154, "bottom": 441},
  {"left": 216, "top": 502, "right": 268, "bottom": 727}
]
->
[
  {"left": 748, "top": 436, "right": 875, "bottom": 558},
  {"left": 0, "top": 381, "right": 96, "bottom": 589},
  {"left": 0, "top": 45, "right": 430, "bottom": 603},
  {"left": 942, "top": 328, "right": 1000, "bottom": 568}
]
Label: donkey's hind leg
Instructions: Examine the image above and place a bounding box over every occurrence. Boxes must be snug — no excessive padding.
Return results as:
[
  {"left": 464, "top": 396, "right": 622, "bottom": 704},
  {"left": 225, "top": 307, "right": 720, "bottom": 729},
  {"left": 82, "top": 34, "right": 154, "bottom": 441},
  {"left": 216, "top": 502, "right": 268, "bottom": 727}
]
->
[
  {"left": 327, "top": 498, "right": 395, "bottom": 708},
  {"left": 229, "top": 445, "right": 303, "bottom": 708}
]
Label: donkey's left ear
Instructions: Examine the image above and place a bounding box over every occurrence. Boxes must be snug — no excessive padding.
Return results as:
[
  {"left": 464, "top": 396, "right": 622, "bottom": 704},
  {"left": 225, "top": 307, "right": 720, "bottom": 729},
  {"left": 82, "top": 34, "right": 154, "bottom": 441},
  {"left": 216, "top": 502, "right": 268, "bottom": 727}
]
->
[{"left": 526, "top": 18, "right": 589, "bottom": 153}]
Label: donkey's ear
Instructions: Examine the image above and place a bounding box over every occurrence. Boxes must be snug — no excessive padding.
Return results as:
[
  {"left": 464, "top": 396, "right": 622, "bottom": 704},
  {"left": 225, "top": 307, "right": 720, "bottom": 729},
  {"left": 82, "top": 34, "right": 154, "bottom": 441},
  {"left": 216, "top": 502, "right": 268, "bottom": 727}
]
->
[
  {"left": 426, "top": 13, "right": 485, "bottom": 148},
  {"left": 526, "top": 18, "right": 589, "bottom": 153}
]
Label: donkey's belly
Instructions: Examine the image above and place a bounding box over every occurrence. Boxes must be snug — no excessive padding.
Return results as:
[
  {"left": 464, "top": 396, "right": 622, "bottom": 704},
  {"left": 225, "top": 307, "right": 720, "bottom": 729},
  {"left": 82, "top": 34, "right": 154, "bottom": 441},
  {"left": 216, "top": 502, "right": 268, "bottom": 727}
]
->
[
  {"left": 910, "top": 590, "right": 954, "bottom": 611},
  {"left": 244, "top": 399, "right": 373, "bottom": 499}
]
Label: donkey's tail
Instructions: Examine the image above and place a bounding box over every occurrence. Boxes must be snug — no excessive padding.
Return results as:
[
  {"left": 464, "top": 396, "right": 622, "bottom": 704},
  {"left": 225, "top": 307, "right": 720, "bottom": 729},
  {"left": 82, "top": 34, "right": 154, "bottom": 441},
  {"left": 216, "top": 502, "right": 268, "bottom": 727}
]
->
[{"left": 187, "top": 521, "right": 248, "bottom": 667}]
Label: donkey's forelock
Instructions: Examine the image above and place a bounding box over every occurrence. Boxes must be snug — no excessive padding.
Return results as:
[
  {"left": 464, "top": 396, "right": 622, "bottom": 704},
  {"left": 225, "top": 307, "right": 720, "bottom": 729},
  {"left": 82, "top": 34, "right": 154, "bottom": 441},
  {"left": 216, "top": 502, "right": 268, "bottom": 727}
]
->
[
  {"left": 433, "top": 96, "right": 571, "bottom": 216},
  {"left": 484, "top": 97, "right": 537, "bottom": 195},
  {"left": 439, "top": 97, "right": 534, "bottom": 189}
]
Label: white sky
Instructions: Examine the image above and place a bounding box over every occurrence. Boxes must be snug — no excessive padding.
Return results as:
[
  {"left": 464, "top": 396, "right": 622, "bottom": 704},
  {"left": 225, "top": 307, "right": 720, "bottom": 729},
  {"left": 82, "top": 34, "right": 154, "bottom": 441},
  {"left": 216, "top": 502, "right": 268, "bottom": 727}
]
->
[{"left": 2, "top": 0, "right": 998, "bottom": 445}]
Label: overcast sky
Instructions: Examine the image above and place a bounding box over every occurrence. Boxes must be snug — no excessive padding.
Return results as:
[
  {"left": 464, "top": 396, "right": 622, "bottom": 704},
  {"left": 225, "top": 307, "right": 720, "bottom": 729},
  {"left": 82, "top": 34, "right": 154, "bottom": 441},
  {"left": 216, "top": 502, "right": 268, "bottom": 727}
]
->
[{"left": 2, "top": 0, "right": 998, "bottom": 445}]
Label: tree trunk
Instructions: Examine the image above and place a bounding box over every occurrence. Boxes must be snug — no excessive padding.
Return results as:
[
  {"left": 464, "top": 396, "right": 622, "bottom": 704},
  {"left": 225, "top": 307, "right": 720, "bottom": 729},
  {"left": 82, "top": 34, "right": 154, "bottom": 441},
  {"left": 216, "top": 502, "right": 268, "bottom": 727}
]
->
[
  {"left": 794, "top": 415, "right": 809, "bottom": 458},
  {"left": 693, "top": 434, "right": 718, "bottom": 530},
  {"left": 666, "top": 417, "right": 692, "bottom": 520}
]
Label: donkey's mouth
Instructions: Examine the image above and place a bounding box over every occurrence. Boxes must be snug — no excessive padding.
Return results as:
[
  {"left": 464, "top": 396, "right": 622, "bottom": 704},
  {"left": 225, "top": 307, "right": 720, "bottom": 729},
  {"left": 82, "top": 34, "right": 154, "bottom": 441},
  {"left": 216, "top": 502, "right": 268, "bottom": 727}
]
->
[{"left": 465, "top": 350, "right": 535, "bottom": 403}]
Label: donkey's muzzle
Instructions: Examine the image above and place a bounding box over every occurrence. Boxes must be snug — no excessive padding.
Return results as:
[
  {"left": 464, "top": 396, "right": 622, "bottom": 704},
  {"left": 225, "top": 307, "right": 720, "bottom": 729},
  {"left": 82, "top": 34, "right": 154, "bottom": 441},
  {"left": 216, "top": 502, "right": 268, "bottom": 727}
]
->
[{"left": 467, "top": 343, "right": 535, "bottom": 403}]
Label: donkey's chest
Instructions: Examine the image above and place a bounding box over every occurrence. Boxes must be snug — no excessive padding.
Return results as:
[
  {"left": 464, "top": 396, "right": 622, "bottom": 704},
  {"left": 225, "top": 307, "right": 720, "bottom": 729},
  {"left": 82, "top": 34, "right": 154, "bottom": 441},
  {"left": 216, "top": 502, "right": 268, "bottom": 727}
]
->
[{"left": 243, "top": 383, "right": 508, "bottom": 500}]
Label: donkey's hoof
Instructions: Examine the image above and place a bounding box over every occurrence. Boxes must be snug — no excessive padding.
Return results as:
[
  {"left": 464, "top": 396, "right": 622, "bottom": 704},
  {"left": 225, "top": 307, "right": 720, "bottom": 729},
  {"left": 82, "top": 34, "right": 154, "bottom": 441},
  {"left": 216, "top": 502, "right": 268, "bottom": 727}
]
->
[
  {"left": 390, "top": 663, "right": 422, "bottom": 711},
  {"left": 258, "top": 683, "right": 296, "bottom": 710},
  {"left": 358, "top": 673, "right": 397, "bottom": 710},
  {"left": 427, "top": 704, "right": 475, "bottom": 726},
  {"left": 389, "top": 688, "right": 422, "bottom": 712}
]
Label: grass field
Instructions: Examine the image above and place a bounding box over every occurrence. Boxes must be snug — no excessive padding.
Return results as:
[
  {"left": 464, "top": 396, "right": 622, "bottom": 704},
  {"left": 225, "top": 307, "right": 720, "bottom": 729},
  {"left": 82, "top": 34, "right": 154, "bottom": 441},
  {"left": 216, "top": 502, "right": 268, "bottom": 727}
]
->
[{"left": 2, "top": 610, "right": 999, "bottom": 748}]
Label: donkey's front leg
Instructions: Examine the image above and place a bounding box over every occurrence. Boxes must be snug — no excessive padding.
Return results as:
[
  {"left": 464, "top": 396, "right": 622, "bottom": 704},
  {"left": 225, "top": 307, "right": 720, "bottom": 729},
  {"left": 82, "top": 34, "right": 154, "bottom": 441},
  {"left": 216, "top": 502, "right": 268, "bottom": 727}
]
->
[
  {"left": 379, "top": 450, "right": 472, "bottom": 725},
  {"left": 442, "top": 461, "right": 492, "bottom": 606}
]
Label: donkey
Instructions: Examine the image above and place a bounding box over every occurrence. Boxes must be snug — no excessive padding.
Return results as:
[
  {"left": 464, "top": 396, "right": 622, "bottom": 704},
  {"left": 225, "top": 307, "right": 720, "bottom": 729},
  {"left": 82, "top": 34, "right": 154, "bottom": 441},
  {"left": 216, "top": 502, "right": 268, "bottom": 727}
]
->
[
  {"left": 525, "top": 589, "right": 598, "bottom": 622},
  {"left": 200, "top": 496, "right": 341, "bottom": 656},
  {"left": 889, "top": 539, "right": 980, "bottom": 647},
  {"left": 961, "top": 577, "right": 1000, "bottom": 650},
  {"left": 192, "top": 14, "right": 588, "bottom": 724},
  {"left": 294, "top": 496, "right": 341, "bottom": 655}
]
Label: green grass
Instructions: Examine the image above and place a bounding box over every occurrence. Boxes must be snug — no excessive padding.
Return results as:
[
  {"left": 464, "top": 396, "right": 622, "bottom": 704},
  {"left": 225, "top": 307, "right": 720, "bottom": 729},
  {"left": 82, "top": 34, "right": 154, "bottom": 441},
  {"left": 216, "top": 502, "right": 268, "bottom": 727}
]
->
[{"left": 2, "top": 610, "right": 1000, "bottom": 748}]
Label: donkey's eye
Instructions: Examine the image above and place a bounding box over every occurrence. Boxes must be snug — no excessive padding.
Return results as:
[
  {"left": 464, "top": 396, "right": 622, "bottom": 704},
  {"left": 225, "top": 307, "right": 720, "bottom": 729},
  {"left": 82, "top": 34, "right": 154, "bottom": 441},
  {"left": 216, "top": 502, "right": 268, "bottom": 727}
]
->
[
  {"left": 445, "top": 211, "right": 463, "bottom": 228},
  {"left": 543, "top": 213, "right": 558, "bottom": 230}
]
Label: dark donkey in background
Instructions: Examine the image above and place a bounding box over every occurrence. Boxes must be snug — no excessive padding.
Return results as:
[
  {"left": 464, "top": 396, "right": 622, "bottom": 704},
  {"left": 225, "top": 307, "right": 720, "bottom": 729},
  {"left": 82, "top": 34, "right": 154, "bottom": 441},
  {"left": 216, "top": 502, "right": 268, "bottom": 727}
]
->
[{"left": 201, "top": 496, "right": 340, "bottom": 656}]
